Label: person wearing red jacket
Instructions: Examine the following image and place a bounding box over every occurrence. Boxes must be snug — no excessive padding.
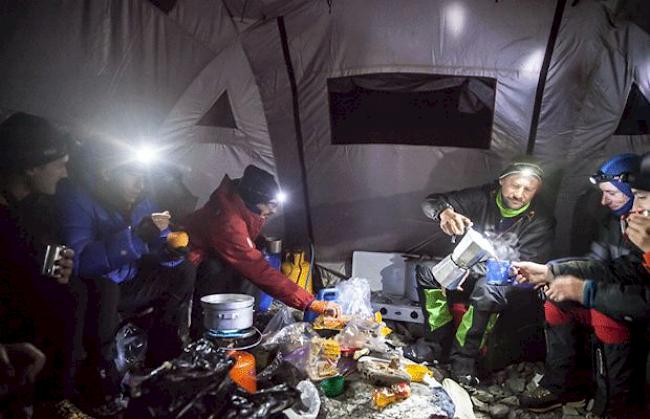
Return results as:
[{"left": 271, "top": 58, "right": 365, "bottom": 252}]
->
[{"left": 185, "top": 165, "right": 340, "bottom": 337}]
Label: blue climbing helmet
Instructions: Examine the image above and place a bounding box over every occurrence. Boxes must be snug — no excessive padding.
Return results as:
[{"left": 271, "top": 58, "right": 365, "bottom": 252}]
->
[{"left": 589, "top": 153, "right": 640, "bottom": 216}]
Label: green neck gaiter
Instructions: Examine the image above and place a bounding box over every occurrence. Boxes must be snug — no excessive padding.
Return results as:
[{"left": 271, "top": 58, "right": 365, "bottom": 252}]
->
[{"left": 496, "top": 191, "right": 530, "bottom": 218}]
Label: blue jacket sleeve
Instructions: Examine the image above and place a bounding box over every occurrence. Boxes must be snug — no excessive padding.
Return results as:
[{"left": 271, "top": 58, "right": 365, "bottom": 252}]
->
[{"left": 59, "top": 188, "right": 148, "bottom": 278}]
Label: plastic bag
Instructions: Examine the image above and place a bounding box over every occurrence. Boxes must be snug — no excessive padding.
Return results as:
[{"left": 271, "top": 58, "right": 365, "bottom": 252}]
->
[
  {"left": 304, "top": 337, "right": 340, "bottom": 380},
  {"left": 261, "top": 322, "right": 317, "bottom": 354},
  {"left": 220, "top": 383, "right": 300, "bottom": 419},
  {"left": 283, "top": 380, "right": 321, "bottom": 419},
  {"left": 335, "top": 316, "right": 390, "bottom": 353},
  {"left": 262, "top": 305, "right": 296, "bottom": 336},
  {"left": 115, "top": 323, "right": 147, "bottom": 373},
  {"left": 335, "top": 277, "right": 373, "bottom": 318}
]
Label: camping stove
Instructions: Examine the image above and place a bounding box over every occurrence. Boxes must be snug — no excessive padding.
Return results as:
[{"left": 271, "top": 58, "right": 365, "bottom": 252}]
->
[
  {"left": 204, "top": 326, "right": 262, "bottom": 351},
  {"left": 371, "top": 292, "right": 423, "bottom": 324}
]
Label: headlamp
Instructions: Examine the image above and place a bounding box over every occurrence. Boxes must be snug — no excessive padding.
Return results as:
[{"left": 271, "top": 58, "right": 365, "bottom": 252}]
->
[
  {"left": 589, "top": 171, "right": 629, "bottom": 185},
  {"left": 134, "top": 144, "right": 158, "bottom": 165},
  {"left": 275, "top": 191, "right": 287, "bottom": 204}
]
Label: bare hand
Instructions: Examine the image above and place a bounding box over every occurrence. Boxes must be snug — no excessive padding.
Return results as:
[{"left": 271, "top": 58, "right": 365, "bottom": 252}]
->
[
  {"left": 53, "top": 248, "right": 75, "bottom": 285},
  {"left": 0, "top": 343, "right": 46, "bottom": 384},
  {"left": 512, "top": 261, "right": 553, "bottom": 286},
  {"left": 626, "top": 213, "right": 650, "bottom": 252},
  {"left": 544, "top": 275, "right": 585, "bottom": 303},
  {"left": 439, "top": 208, "right": 473, "bottom": 236},
  {"left": 151, "top": 211, "right": 171, "bottom": 231}
]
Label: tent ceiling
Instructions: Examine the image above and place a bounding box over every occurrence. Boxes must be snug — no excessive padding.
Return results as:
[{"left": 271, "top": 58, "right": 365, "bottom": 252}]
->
[{"left": 0, "top": 0, "right": 649, "bottom": 263}]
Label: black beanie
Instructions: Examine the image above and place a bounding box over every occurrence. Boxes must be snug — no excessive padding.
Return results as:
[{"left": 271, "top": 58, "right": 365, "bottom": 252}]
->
[
  {"left": 628, "top": 152, "right": 650, "bottom": 191},
  {"left": 236, "top": 165, "right": 279, "bottom": 208},
  {"left": 0, "top": 112, "right": 69, "bottom": 172}
]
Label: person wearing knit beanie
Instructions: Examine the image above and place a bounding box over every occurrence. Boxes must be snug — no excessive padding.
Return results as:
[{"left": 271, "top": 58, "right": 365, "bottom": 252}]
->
[
  {"left": 235, "top": 165, "right": 282, "bottom": 217},
  {"left": 0, "top": 112, "right": 71, "bottom": 199},
  {"left": 589, "top": 153, "right": 639, "bottom": 217}
]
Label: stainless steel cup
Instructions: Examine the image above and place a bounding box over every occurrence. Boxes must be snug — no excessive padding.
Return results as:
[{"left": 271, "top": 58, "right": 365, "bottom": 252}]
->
[{"left": 41, "top": 244, "right": 67, "bottom": 277}]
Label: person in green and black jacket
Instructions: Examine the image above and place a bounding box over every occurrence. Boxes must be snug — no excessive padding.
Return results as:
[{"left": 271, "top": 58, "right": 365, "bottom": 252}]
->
[{"left": 413, "top": 159, "right": 555, "bottom": 386}]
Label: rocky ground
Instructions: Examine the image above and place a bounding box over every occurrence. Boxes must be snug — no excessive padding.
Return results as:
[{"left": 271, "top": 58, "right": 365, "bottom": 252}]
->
[{"left": 464, "top": 361, "right": 587, "bottom": 419}]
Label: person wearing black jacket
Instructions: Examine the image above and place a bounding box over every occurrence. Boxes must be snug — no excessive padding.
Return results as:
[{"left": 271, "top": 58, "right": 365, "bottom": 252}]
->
[
  {"left": 415, "top": 159, "right": 555, "bottom": 385},
  {"left": 0, "top": 113, "right": 81, "bottom": 411},
  {"left": 514, "top": 156, "right": 650, "bottom": 418}
]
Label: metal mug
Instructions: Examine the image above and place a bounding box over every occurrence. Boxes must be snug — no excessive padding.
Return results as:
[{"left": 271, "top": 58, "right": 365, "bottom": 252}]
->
[
  {"left": 486, "top": 259, "right": 514, "bottom": 285},
  {"left": 41, "top": 244, "right": 67, "bottom": 277}
]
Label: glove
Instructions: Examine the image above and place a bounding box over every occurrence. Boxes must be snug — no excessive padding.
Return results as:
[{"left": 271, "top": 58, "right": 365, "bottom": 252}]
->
[
  {"left": 309, "top": 301, "right": 342, "bottom": 318},
  {"left": 134, "top": 217, "right": 162, "bottom": 244},
  {"left": 165, "top": 231, "right": 190, "bottom": 258},
  {"left": 166, "top": 231, "right": 189, "bottom": 248}
]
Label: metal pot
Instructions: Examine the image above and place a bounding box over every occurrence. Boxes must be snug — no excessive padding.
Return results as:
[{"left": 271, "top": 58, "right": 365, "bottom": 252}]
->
[{"left": 201, "top": 294, "right": 255, "bottom": 332}]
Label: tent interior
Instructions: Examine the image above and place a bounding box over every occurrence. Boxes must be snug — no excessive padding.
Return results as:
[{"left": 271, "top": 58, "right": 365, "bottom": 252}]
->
[{"left": 1, "top": 0, "right": 650, "bottom": 415}]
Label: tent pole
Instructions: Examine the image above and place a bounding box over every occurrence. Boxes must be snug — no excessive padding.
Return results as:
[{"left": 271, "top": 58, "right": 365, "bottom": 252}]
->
[
  {"left": 277, "top": 16, "right": 316, "bottom": 245},
  {"left": 526, "top": 0, "right": 568, "bottom": 155}
]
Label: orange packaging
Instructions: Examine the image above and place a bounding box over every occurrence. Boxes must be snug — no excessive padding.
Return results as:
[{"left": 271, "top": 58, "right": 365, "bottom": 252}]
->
[{"left": 228, "top": 351, "right": 257, "bottom": 393}]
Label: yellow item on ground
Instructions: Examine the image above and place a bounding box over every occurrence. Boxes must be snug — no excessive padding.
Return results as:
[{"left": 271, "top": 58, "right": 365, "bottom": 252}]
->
[
  {"left": 281, "top": 250, "right": 313, "bottom": 294},
  {"left": 372, "top": 382, "right": 411, "bottom": 409},
  {"left": 404, "top": 363, "right": 432, "bottom": 382},
  {"left": 374, "top": 312, "right": 392, "bottom": 336},
  {"left": 167, "top": 231, "right": 189, "bottom": 248}
]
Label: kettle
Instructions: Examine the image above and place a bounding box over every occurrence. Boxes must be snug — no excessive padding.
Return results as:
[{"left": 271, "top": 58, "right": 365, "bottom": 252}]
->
[
  {"left": 450, "top": 227, "right": 496, "bottom": 268},
  {"left": 429, "top": 228, "right": 496, "bottom": 290}
]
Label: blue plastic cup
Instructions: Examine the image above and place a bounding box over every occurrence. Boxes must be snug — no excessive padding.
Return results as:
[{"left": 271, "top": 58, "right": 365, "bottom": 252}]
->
[{"left": 486, "top": 259, "right": 514, "bottom": 285}]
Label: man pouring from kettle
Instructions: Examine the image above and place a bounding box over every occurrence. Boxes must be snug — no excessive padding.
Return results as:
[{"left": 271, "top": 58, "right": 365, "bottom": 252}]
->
[{"left": 410, "top": 158, "right": 555, "bottom": 386}]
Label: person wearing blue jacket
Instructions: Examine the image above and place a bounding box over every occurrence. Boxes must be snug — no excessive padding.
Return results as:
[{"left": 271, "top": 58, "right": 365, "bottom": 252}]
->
[{"left": 58, "top": 141, "right": 195, "bottom": 413}]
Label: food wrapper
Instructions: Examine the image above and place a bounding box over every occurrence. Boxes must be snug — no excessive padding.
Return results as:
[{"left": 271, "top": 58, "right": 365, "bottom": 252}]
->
[
  {"left": 313, "top": 314, "right": 350, "bottom": 331},
  {"left": 335, "top": 316, "right": 390, "bottom": 353},
  {"left": 372, "top": 382, "right": 411, "bottom": 410},
  {"left": 305, "top": 337, "right": 341, "bottom": 380}
]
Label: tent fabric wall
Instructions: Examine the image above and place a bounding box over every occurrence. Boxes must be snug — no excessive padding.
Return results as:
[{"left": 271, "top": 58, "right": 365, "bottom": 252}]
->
[
  {"left": 238, "top": 0, "right": 591, "bottom": 262},
  {"left": 1, "top": 0, "right": 649, "bottom": 266},
  {"left": 0, "top": 0, "right": 278, "bottom": 211}
]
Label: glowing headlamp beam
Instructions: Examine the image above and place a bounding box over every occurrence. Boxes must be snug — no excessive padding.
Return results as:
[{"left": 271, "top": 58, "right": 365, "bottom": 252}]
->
[{"left": 134, "top": 144, "right": 158, "bottom": 165}]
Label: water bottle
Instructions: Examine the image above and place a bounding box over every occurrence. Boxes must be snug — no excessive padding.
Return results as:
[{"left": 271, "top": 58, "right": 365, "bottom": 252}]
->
[
  {"left": 304, "top": 288, "right": 340, "bottom": 322},
  {"left": 259, "top": 238, "right": 282, "bottom": 312},
  {"left": 115, "top": 323, "right": 147, "bottom": 373}
]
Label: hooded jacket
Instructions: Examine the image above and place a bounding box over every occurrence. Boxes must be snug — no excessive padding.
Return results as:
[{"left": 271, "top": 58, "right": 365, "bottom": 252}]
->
[{"left": 185, "top": 176, "right": 314, "bottom": 310}]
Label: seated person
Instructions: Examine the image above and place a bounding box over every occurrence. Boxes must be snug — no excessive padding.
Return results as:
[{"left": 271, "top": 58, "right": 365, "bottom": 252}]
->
[
  {"left": 515, "top": 154, "right": 650, "bottom": 418},
  {"left": 586, "top": 153, "right": 638, "bottom": 261},
  {"left": 0, "top": 113, "right": 79, "bottom": 405},
  {"left": 515, "top": 153, "right": 640, "bottom": 416},
  {"left": 415, "top": 159, "right": 555, "bottom": 385},
  {"left": 184, "top": 165, "right": 340, "bottom": 338},
  {"left": 58, "top": 140, "right": 195, "bottom": 408}
]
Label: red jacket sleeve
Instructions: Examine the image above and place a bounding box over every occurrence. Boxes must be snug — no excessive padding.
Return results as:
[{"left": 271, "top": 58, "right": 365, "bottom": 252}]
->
[{"left": 209, "top": 217, "right": 314, "bottom": 310}]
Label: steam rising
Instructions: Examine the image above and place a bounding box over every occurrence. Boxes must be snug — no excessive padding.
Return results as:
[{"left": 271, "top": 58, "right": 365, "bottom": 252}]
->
[{"left": 484, "top": 229, "right": 520, "bottom": 261}]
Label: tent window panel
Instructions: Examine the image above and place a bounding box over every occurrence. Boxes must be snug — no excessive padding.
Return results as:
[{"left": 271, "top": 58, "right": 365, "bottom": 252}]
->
[
  {"left": 614, "top": 83, "right": 650, "bottom": 135},
  {"left": 328, "top": 73, "right": 496, "bottom": 149},
  {"left": 197, "top": 91, "right": 237, "bottom": 129}
]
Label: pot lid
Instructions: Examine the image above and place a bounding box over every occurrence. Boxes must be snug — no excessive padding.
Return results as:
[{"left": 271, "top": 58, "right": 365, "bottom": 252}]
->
[{"left": 201, "top": 293, "right": 255, "bottom": 309}]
